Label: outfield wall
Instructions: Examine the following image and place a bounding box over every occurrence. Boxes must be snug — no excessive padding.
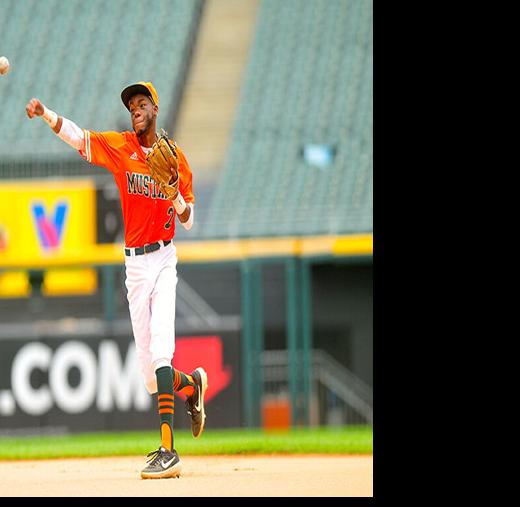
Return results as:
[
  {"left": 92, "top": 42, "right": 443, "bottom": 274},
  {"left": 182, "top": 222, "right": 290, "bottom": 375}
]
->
[
  {"left": 0, "top": 178, "right": 372, "bottom": 432},
  {"left": 0, "top": 331, "right": 241, "bottom": 435},
  {"left": 0, "top": 260, "right": 372, "bottom": 434}
]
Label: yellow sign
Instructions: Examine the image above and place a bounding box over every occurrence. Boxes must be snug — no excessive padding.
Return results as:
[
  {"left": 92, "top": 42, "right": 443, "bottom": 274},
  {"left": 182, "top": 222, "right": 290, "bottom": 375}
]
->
[
  {"left": 0, "top": 179, "right": 97, "bottom": 296},
  {"left": 0, "top": 178, "right": 96, "bottom": 262}
]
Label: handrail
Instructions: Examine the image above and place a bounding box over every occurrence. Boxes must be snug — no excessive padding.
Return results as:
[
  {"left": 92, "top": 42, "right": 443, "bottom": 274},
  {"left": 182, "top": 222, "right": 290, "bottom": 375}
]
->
[{"left": 262, "top": 349, "right": 373, "bottom": 424}]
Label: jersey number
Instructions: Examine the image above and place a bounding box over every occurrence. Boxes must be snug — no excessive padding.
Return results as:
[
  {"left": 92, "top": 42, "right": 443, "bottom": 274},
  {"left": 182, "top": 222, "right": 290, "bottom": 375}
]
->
[{"left": 164, "top": 207, "right": 174, "bottom": 229}]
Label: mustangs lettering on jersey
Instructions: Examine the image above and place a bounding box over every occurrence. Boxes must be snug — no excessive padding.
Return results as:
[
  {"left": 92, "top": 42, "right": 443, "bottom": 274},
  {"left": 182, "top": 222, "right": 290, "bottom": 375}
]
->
[{"left": 80, "top": 130, "right": 194, "bottom": 247}]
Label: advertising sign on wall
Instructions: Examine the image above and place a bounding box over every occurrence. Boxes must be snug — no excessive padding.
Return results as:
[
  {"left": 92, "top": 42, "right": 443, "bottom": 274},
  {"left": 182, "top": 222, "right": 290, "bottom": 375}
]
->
[
  {"left": 0, "top": 178, "right": 96, "bottom": 261},
  {"left": 0, "top": 178, "right": 97, "bottom": 296},
  {"left": 0, "top": 333, "right": 241, "bottom": 434}
]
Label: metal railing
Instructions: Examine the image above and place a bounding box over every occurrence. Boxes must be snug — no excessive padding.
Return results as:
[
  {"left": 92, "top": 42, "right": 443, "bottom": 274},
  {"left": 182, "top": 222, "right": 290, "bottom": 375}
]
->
[{"left": 262, "top": 348, "right": 373, "bottom": 426}]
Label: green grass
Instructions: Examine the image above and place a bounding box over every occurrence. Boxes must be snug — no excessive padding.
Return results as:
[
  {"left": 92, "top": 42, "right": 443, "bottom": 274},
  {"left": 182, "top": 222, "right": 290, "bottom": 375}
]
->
[{"left": 0, "top": 426, "right": 372, "bottom": 460}]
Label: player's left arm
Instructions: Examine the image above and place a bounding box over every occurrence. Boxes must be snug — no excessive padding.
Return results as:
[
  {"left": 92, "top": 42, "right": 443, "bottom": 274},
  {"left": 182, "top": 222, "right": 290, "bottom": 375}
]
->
[{"left": 177, "top": 203, "right": 193, "bottom": 228}]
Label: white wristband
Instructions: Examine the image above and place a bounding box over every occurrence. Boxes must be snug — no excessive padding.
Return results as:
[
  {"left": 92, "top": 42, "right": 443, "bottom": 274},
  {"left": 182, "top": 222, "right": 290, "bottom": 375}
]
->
[
  {"left": 42, "top": 106, "right": 58, "bottom": 129},
  {"left": 56, "top": 117, "right": 85, "bottom": 150},
  {"left": 173, "top": 193, "right": 187, "bottom": 214}
]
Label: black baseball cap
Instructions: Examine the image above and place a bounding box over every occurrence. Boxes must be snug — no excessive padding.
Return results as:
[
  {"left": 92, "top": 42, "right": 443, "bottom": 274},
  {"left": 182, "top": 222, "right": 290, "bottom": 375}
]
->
[{"left": 121, "top": 81, "right": 158, "bottom": 111}]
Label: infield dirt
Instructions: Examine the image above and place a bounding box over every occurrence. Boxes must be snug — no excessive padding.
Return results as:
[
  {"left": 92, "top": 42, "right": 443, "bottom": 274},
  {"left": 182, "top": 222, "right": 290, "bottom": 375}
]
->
[{"left": 0, "top": 454, "right": 372, "bottom": 497}]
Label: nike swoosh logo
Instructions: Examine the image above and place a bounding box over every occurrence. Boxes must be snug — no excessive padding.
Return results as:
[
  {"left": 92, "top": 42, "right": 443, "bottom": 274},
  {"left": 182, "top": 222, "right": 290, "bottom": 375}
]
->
[
  {"left": 161, "top": 457, "right": 175, "bottom": 469},
  {"left": 194, "top": 387, "right": 202, "bottom": 412}
]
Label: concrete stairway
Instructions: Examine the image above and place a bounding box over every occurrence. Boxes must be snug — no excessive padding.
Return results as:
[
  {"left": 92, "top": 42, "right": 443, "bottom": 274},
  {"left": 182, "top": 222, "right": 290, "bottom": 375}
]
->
[{"left": 174, "top": 0, "right": 259, "bottom": 184}]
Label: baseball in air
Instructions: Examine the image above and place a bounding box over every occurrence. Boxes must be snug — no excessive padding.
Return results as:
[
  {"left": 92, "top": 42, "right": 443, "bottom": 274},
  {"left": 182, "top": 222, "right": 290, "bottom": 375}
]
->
[{"left": 0, "top": 56, "right": 10, "bottom": 75}]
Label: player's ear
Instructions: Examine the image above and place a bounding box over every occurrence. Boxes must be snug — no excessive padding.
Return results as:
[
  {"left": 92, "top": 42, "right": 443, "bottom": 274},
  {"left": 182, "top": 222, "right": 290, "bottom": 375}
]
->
[{"left": 153, "top": 104, "right": 158, "bottom": 117}]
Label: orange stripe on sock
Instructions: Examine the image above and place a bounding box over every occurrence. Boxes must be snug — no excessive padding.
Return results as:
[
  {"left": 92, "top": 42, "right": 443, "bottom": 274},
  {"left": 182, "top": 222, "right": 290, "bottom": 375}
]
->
[
  {"left": 159, "top": 408, "right": 174, "bottom": 414},
  {"left": 178, "top": 385, "right": 195, "bottom": 397},
  {"left": 158, "top": 401, "right": 174, "bottom": 408},
  {"left": 161, "top": 423, "right": 172, "bottom": 451},
  {"left": 158, "top": 394, "right": 174, "bottom": 400}
]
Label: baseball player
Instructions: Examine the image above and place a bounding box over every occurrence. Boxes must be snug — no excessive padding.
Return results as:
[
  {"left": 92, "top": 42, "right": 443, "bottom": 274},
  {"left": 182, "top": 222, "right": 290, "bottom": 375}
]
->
[{"left": 25, "top": 81, "right": 207, "bottom": 480}]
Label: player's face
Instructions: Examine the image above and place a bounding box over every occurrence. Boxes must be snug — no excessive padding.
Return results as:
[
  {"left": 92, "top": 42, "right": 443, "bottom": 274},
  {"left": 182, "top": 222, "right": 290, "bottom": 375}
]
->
[{"left": 129, "top": 94, "right": 156, "bottom": 136}]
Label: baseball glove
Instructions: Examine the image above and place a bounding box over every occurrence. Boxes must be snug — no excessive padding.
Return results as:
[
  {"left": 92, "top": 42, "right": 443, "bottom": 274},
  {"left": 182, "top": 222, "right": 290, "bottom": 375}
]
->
[{"left": 146, "top": 129, "right": 180, "bottom": 200}]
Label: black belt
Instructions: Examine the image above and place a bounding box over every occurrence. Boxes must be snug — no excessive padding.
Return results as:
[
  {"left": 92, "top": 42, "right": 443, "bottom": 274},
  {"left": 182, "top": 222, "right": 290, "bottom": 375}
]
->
[{"left": 125, "top": 240, "right": 171, "bottom": 256}]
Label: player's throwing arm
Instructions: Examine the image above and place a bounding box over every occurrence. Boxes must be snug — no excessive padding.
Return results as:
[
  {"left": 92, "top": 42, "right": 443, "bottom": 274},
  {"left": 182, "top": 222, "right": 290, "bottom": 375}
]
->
[{"left": 25, "top": 82, "right": 206, "bottom": 480}]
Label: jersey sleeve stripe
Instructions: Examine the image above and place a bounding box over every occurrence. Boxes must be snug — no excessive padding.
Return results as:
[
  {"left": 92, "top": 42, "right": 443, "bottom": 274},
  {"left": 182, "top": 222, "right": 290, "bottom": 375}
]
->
[
  {"left": 84, "top": 129, "right": 90, "bottom": 162},
  {"left": 87, "top": 130, "right": 91, "bottom": 162}
]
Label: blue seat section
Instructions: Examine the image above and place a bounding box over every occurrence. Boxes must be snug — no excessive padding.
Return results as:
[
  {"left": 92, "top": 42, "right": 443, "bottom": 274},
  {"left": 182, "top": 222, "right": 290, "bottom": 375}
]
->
[
  {"left": 0, "top": 0, "right": 201, "bottom": 164},
  {"left": 202, "top": 0, "right": 373, "bottom": 238}
]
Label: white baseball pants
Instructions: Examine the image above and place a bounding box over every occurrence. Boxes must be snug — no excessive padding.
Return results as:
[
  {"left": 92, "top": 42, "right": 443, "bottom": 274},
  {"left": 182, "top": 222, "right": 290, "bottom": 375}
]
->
[{"left": 124, "top": 240, "right": 178, "bottom": 394}]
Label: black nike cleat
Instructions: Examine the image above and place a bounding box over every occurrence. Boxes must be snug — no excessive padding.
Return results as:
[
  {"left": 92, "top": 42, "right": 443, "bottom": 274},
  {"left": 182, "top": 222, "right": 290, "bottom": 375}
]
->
[
  {"left": 185, "top": 367, "right": 208, "bottom": 438},
  {"left": 140, "top": 447, "right": 182, "bottom": 479}
]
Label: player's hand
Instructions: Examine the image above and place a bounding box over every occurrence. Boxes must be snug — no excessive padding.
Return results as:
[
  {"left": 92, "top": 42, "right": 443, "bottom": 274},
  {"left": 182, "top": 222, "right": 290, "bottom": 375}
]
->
[{"left": 26, "top": 98, "right": 44, "bottom": 118}]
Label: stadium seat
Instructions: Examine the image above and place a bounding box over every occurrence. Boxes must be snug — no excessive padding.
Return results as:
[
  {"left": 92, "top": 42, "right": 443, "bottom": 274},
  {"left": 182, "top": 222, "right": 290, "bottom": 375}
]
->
[
  {"left": 0, "top": 0, "right": 203, "bottom": 172},
  {"left": 202, "top": 0, "right": 373, "bottom": 238}
]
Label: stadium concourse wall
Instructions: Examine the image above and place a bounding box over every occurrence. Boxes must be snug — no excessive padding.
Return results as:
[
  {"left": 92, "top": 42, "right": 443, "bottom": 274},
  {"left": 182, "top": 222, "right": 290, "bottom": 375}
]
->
[{"left": 0, "top": 200, "right": 372, "bottom": 434}]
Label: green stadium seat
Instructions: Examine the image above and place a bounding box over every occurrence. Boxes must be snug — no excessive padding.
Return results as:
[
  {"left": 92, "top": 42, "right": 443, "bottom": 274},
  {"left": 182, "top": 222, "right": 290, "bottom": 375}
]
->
[
  {"left": 202, "top": 0, "right": 373, "bottom": 238},
  {"left": 0, "top": 0, "right": 203, "bottom": 176}
]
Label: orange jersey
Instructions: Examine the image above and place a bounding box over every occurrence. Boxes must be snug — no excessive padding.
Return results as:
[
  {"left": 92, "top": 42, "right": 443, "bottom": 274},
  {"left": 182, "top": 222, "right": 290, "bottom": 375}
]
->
[{"left": 79, "top": 130, "right": 194, "bottom": 247}]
